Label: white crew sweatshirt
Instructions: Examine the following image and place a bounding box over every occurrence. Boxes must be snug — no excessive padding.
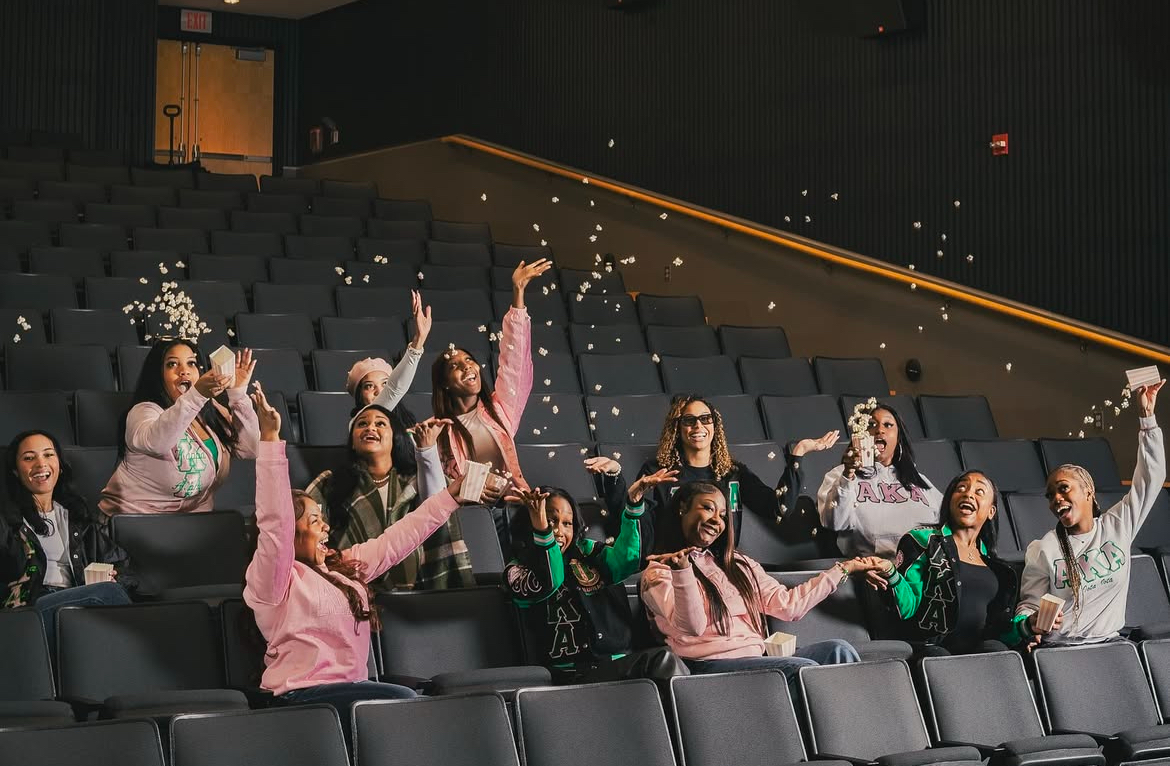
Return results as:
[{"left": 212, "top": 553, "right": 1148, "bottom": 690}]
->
[
  {"left": 1016, "top": 415, "right": 1165, "bottom": 644},
  {"left": 816, "top": 462, "right": 942, "bottom": 557}
]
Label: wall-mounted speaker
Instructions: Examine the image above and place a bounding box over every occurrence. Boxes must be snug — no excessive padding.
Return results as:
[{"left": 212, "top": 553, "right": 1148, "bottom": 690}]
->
[{"left": 797, "top": 0, "right": 924, "bottom": 38}]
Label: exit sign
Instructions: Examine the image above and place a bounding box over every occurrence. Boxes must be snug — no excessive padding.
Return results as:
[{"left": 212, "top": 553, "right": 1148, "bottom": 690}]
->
[{"left": 180, "top": 9, "right": 212, "bottom": 33}]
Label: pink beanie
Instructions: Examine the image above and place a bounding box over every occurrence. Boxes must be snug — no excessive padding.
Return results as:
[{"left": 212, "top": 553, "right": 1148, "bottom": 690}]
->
[{"left": 345, "top": 357, "right": 395, "bottom": 395}]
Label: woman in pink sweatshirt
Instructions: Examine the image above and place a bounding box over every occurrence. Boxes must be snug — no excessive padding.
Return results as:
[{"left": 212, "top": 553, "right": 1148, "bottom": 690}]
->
[
  {"left": 430, "top": 258, "right": 550, "bottom": 549},
  {"left": 244, "top": 384, "right": 473, "bottom": 738},
  {"left": 101, "top": 339, "right": 260, "bottom": 517},
  {"left": 641, "top": 481, "right": 886, "bottom": 686}
]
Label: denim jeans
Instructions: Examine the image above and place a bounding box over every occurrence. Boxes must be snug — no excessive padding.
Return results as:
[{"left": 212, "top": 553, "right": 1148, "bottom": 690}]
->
[
  {"left": 34, "top": 581, "right": 132, "bottom": 653},
  {"left": 280, "top": 680, "right": 417, "bottom": 748},
  {"left": 683, "top": 638, "right": 860, "bottom": 692}
]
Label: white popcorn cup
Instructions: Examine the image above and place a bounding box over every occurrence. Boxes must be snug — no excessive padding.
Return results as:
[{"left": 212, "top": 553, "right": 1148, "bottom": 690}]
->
[
  {"left": 84, "top": 562, "right": 114, "bottom": 585},
  {"left": 764, "top": 631, "right": 797, "bottom": 657},
  {"left": 1034, "top": 594, "right": 1065, "bottom": 632}
]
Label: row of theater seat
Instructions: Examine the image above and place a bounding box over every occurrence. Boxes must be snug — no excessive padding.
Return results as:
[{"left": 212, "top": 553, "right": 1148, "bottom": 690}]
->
[
  {"left": 0, "top": 162, "right": 380, "bottom": 197},
  {"left": 0, "top": 273, "right": 681, "bottom": 325},
  {"left": 0, "top": 186, "right": 431, "bottom": 221},
  {"left": 10, "top": 644, "right": 1170, "bottom": 766},
  {"left": 0, "top": 225, "right": 545, "bottom": 265},
  {"left": 8, "top": 588, "right": 1170, "bottom": 766}
]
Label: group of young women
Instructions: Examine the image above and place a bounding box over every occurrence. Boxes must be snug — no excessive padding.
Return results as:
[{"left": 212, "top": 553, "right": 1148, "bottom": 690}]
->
[{"left": 1, "top": 255, "right": 1164, "bottom": 728}]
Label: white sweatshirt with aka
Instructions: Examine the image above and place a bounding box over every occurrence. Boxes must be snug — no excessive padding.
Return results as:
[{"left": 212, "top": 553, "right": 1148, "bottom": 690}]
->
[
  {"left": 816, "top": 462, "right": 942, "bottom": 557},
  {"left": 1017, "top": 415, "right": 1165, "bottom": 644}
]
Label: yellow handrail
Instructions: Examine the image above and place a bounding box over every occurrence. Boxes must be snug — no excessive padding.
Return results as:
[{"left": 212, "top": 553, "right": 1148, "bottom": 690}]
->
[{"left": 443, "top": 134, "right": 1170, "bottom": 365}]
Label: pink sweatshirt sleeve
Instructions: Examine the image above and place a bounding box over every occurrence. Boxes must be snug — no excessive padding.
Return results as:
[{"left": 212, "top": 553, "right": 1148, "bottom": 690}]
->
[
  {"left": 125, "top": 388, "right": 207, "bottom": 458},
  {"left": 640, "top": 562, "right": 709, "bottom": 637},
  {"left": 226, "top": 387, "right": 260, "bottom": 459},
  {"left": 491, "top": 306, "right": 532, "bottom": 436},
  {"left": 753, "top": 557, "right": 839, "bottom": 621},
  {"left": 244, "top": 440, "right": 295, "bottom": 606},
  {"left": 345, "top": 489, "right": 460, "bottom": 581}
]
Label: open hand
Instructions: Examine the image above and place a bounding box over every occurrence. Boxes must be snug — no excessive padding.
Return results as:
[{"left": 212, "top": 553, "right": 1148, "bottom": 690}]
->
[
  {"left": 194, "top": 368, "right": 232, "bottom": 399},
  {"left": 512, "top": 258, "right": 553, "bottom": 291},
  {"left": 410, "top": 289, "right": 432, "bottom": 350},
  {"left": 232, "top": 348, "right": 257, "bottom": 390},
  {"left": 250, "top": 381, "right": 281, "bottom": 441},
  {"left": 628, "top": 468, "right": 679, "bottom": 505},
  {"left": 583, "top": 456, "right": 622, "bottom": 475},
  {"left": 792, "top": 429, "right": 841, "bottom": 457},
  {"left": 506, "top": 487, "right": 550, "bottom": 531}
]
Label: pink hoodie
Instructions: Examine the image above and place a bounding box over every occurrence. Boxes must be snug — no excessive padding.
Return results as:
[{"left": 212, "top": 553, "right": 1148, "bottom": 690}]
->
[
  {"left": 244, "top": 440, "right": 459, "bottom": 696},
  {"left": 100, "top": 387, "right": 259, "bottom": 516},
  {"left": 641, "top": 550, "right": 840, "bottom": 660},
  {"left": 439, "top": 305, "right": 533, "bottom": 488}
]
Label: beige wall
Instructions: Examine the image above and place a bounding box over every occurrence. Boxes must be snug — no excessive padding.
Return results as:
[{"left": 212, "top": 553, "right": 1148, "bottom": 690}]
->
[{"left": 304, "top": 139, "right": 1166, "bottom": 477}]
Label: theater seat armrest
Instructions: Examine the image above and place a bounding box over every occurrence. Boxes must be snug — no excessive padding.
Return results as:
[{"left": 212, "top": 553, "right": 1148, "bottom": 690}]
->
[
  {"left": 378, "top": 674, "right": 432, "bottom": 693},
  {"left": 876, "top": 745, "right": 984, "bottom": 766},
  {"left": 936, "top": 739, "right": 999, "bottom": 757},
  {"left": 808, "top": 752, "right": 874, "bottom": 766},
  {"left": 58, "top": 695, "right": 104, "bottom": 720}
]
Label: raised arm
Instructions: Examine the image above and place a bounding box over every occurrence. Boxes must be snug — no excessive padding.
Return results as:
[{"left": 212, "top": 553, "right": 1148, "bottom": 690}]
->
[
  {"left": 409, "top": 417, "right": 452, "bottom": 500},
  {"left": 493, "top": 260, "right": 550, "bottom": 431},
  {"left": 224, "top": 349, "right": 260, "bottom": 458},
  {"left": 505, "top": 493, "right": 565, "bottom": 606},
  {"left": 816, "top": 464, "right": 859, "bottom": 531},
  {"left": 601, "top": 502, "right": 648, "bottom": 583},
  {"left": 345, "top": 476, "right": 463, "bottom": 580},
  {"left": 125, "top": 391, "right": 208, "bottom": 458},
  {"left": 1112, "top": 382, "right": 1165, "bottom": 534},
  {"left": 243, "top": 395, "right": 296, "bottom": 607}
]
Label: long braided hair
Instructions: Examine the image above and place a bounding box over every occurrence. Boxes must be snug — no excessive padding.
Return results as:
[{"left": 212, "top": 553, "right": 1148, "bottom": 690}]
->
[
  {"left": 1049, "top": 464, "right": 1100, "bottom": 615},
  {"left": 662, "top": 482, "right": 766, "bottom": 637},
  {"left": 291, "top": 490, "right": 381, "bottom": 632},
  {"left": 656, "top": 395, "right": 734, "bottom": 481}
]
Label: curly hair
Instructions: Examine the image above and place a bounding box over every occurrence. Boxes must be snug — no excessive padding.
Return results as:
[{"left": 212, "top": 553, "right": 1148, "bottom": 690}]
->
[{"left": 655, "top": 395, "right": 733, "bottom": 480}]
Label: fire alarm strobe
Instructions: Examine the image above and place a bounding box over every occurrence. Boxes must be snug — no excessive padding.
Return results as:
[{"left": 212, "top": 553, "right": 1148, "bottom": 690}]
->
[{"left": 990, "top": 133, "right": 1009, "bottom": 156}]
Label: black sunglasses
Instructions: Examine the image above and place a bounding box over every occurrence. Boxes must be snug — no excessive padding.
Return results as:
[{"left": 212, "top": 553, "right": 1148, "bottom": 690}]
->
[{"left": 678, "top": 413, "right": 716, "bottom": 427}]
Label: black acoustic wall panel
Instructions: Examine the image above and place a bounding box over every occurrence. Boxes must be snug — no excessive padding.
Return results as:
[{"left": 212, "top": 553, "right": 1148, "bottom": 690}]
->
[
  {"left": 299, "top": 0, "right": 1170, "bottom": 346},
  {"left": 0, "top": 0, "right": 157, "bottom": 162}
]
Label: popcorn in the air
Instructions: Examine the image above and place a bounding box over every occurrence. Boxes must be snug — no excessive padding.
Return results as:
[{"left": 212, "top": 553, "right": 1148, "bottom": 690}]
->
[
  {"left": 804, "top": 215, "right": 812, "bottom": 223},
  {"left": 532, "top": 223, "right": 540, "bottom": 232},
  {"left": 651, "top": 353, "right": 661, "bottom": 363},
  {"left": 672, "top": 257, "right": 683, "bottom": 266},
  {"left": 533, "top": 429, "right": 541, "bottom": 435},
  {"left": 551, "top": 196, "right": 559, "bottom": 203},
  {"left": 940, "top": 233, "right": 948, "bottom": 242},
  {"left": 417, "top": 272, "right": 424, "bottom": 280},
  {"left": 595, "top": 224, "right": 603, "bottom": 231},
  {"left": 552, "top": 405, "right": 559, "bottom": 414},
  {"left": 139, "top": 277, "right": 148, "bottom": 284},
  {"left": 594, "top": 384, "right": 603, "bottom": 391},
  {"left": 659, "top": 212, "right": 668, "bottom": 220},
  {"left": 801, "top": 189, "right": 808, "bottom": 196},
  {"left": 589, "top": 235, "right": 597, "bottom": 242},
  {"left": 334, "top": 267, "right": 344, "bottom": 275},
  {"left": 344, "top": 276, "right": 352, "bottom": 284},
  {"left": 767, "top": 301, "right": 776, "bottom": 311},
  {"left": 784, "top": 216, "right": 791, "bottom": 223},
  {"left": 582, "top": 177, "right": 590, "bottom": 184},
  {"left": 542, "top": 286, "right": 549, "bottom": 295},
  {"left": 913, "top": 221, "right": 922, "bottom": 229},
  {"left": 1005, "top": 362, "right": 1013, "bottom": 372},
  {"left": 831, "top": 193, "right": 839, "bottom": 201},
  {"left": 607, "top": 138, "right": 614, "bottom": 148},
  {"left": 538, "top": 347, "right": 548, "bottom": 356},
  {"left": 362, "top": 275, "right": 369, "bottom": 283},
  {"left": 879, "top": 342, "right": 887, "bottom": 349},
  {"left": 548, "top": 451, "right": 556, "bottom": 458},
  {"left": 966, "top": 254, "right": 974, "bottom": 263},
  {"left": 612, "top": 452, "right": 622, "bottom": 460},
  {"left": 936, "top": 250, "right": 944, "bottom": 258},
  {"left": 611, "top": 406, "right": 620, "bottom": 416},
  {"left": 768, "top": 451, "right": 777, "bottom": 459},
  {"left": 543, "top": 378, "right": 551, "bottom": 386},
  {"left": 953, "top": 200, "right": 961, "bottom": 208},
  {"left": 540, "top": 239, "right": 548, "bottom": 246},
  {"left": 477, "top": 325, "right": 487, "bottom": 333},
  {"left": 480, "top": 193, "right": 487, "bottom": 201}
]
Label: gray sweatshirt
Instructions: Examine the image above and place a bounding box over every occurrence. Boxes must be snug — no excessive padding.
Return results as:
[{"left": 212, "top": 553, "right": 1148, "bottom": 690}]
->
[
  {"left": 816, "top": 462, "right": 942, "bottom": 557},
  {"left": 1017, "top": 415, "right": 1165, "bottom": 644}
]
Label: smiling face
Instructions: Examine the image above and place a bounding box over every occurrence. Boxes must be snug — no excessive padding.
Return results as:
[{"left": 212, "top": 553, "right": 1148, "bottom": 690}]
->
[
  {"left": 947, "top": 471, "right": 996, "bottom": 532},
  {"left": 442, "top": 349, "right": 482, "bottom": 397},
  {"left": 680, "top": 490, "right": 728, "bottom": 549},
  {"left": 357, "top": 372, "right": 391, "bottom": 406},
  {"left": 350, "top": 408, "right": 394, "bottom": 461},
  {"left": 1046, "top": 468, "right": 1095, "bottom": 531},
  {"left": 676, "top": 400, "right": 715, "bottom": 455},
  {"left": 14, "top": 433, "right": 59, "bottom": 502},
  {"left": 868, "top": 407, "right": 899, "bottom": 467},
  {"left": 293, "top": 495, "right": 331, "bottom": 566},
  {"left": 161, "top": 342, "right": 201, "bottom": 403},
  {"left": 546, "top": 495, "right": 575, "bottom": 552}
]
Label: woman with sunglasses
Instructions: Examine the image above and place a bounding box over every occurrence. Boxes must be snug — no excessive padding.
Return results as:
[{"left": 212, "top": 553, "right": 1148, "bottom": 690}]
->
[{"left": 588, "top": 394, "right": 804, "bottom": 558}]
